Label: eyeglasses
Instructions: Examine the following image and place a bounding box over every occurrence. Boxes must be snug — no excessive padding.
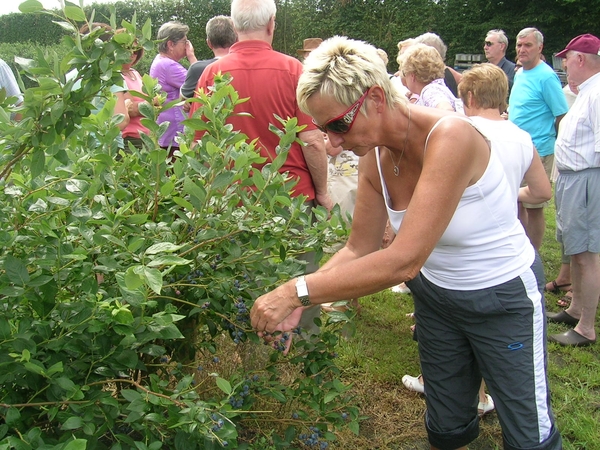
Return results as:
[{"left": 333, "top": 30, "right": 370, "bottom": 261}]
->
[
  {"left": 484, "top": 41, "right": 495, "bottom": 47},
  {"left": 313, "top": 90, "right": 369, "bottom": 134}
]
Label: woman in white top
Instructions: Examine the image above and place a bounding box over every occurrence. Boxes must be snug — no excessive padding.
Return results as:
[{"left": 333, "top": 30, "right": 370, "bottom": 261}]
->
[{"left": 250, "top": 36, "right": 562, "bottom": 450}]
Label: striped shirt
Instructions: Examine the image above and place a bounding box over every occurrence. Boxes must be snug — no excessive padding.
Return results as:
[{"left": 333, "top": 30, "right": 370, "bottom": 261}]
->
[{"left": 555, "top": 72, "right": 600, "bottom": 171}]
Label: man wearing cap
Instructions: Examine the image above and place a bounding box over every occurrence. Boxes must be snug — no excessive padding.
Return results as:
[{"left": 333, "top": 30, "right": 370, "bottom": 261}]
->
[
  {"left": 297, "top": 38, "right": 322, "bottom": 61},
  {"left": 484, "top": 29, "right": 516, "bottom": 91},
  {"left": 509, "top": 27, "right": 568, "bottom": 251},
  {"left": 546, "top": 34, "right": 600, "bottom": 347}
]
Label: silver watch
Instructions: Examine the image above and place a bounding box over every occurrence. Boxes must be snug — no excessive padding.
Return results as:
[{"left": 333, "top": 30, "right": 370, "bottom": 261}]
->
[{"left": 295, "top": 276, "right": 311, "bottom": 306}]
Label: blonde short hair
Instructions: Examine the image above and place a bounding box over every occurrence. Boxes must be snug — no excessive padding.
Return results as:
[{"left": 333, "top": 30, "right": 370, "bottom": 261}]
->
[
  {"left": 458, "top": 63, "right": 508, "bottom": 113},
  {"left": 397, "top": 43, "right": 445, "bottom": 84},
  {"left": 396, "top": 38, "right": 416, "bottom": 65},
  {"left": 297, "top": 36, "right": 405, "bottom": 116}
]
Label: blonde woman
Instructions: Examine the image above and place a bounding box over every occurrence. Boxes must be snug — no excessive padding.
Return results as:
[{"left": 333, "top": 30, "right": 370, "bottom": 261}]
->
[{"left": 250, "top": 36, "right": 562, "bottom": 450}]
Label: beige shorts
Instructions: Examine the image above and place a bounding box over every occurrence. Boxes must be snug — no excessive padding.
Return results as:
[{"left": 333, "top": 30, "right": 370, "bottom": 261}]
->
[{"left": 522, "top": 154, "right": 553, "bottom": 209}]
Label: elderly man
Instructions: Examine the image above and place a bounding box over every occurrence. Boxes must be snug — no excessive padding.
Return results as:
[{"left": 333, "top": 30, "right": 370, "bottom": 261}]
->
[
  {"left": 546, "top": 34, "right": 600, "bottom": 347},
  {"left": 509, "top": 27, "right": 568, "bottom": 251},
  {"left": 484, "top": 29, "right": 516, "bottom": 90},
  {"left": 180, "top": 16, "right": 237, "bottom": 100},
  {"left": 190, "top": 0, "right": 332, "bottom": 334}
]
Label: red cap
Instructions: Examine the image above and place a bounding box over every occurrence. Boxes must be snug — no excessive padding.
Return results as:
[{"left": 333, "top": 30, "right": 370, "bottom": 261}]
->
[{"left": 556, "top": 33, "right": 600, "bottom": 58}]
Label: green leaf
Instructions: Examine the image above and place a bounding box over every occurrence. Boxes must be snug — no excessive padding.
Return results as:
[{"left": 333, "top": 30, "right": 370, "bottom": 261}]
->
[
  {"left": 3, "top": 255, "right": 30, "bottom": 286},
  {"left": 145, "top": 242, "right": 184, "bottom": 255},
  {"left": 147, "top": 256, "right": 191, "bottom": 267},
  {"left": 63, "top": 5, "right": 87, "bottom": 21},
  {"left": 120, "top": 389, "right": 141, "bottom": 402},
  {"left": 216, "top": 377, "right": 232, "bottom": 395},
  {"left": 4, "top": 407, "right": 20, "bottom": 426},
  {"left": 143, "top": 267, "right": 163, "bottom": 294},
  {"left": 61, "top": 416, "right": 83, "bottom": 430},
  {"left": 124, "top": 267, "right": 144, "bottom": 290},
  {"left": 19, "top": 0, "right": 44, "bottom": 13},
  {"left": 114, "top": 308, "right": 134, "bottom": 325},
  {"left": 30, "top": 148, "right": 45, "bottom": 180},
  {"left": 63, "top": 439, "right": 88, "bottom": 450}
]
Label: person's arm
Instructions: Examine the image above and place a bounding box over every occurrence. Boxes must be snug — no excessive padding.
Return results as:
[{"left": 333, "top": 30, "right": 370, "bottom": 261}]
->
[
  {"left": 251, "top": 119, "right": 486, "bottom": 332},
  {"left": 555, "top": 114, "right": 565, "bottom": 135},
  {"left": 114, "top": 91, "right": 130, "bottom": 130},
  {"left": 436, "top": 100, "right": 455, "bottom": 111},
  {"left": 519, "top": 148, "right": 552, "bottom": 204},
  {"left": 297, "top": 129, "right": 333, "bottom": 211},
  {"left": 448, "top": 66, "right": 462, "bottom": 85}
]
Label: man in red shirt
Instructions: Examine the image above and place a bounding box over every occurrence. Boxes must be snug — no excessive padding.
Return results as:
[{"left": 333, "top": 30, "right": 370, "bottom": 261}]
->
[{"left": 190, "top": 0, "right": 332, "bottom": 335}]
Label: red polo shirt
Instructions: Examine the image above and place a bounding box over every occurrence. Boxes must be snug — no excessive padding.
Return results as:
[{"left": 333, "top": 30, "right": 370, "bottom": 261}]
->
[{"left": 191, "top": 40, "right": 317, "bottom": 200}]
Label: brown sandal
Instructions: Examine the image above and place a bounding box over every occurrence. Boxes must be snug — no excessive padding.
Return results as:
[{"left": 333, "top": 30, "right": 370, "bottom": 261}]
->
[{"left": 557, "top": 290, "right": 572, "bottom": 308}]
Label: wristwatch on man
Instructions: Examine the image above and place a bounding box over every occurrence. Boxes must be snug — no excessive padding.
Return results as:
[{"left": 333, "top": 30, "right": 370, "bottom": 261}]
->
[{"left": 295, "top": 276, "right": 311, "bottom": 306}]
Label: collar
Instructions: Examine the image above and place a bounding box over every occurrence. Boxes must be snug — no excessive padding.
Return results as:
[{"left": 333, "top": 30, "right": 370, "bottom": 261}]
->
[
  {"left": 230, "top": 40, "right": 273, "bottom": 53},
  {"left": 578, "top": 71, "right": 600, "bottom": 92}
]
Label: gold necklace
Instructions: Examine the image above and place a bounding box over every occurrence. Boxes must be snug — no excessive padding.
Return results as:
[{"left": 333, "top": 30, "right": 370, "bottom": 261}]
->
[{"left": 389, "top": 105, "right": 411, "bottom": 177}]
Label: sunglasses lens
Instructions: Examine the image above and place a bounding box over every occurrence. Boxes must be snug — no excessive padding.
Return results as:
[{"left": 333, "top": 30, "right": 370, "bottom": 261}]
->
[{"left": 326, "top": 120, "right": 350, "bottom": 134}]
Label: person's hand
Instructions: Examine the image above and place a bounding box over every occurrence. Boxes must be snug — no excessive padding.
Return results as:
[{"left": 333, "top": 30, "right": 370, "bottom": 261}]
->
[
  {"left": 185, "top": 40, "right": 196, "bottom": 61},
  {"left": 250, "top": 282, "right": 302, "bottom": 334},
  {"left": 315, "top": 192, "right": 334, "bottom": 212}
]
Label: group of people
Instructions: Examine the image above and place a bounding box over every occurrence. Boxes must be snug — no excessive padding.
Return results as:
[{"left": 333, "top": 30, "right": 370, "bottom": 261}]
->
[
  {"left": 4, "top": 3, "right": 599, "bottom": 447},
  {"left": 157, "top": 6, "right": 596, "bottom": 448}
]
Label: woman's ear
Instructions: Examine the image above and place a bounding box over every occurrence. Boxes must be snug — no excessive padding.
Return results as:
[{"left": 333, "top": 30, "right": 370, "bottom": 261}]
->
[{"left": 369, "top": 86, "right": 386, "bottom": 112}]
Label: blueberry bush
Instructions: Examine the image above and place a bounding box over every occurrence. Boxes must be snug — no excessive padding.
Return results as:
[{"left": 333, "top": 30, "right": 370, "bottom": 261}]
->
[{"left": 0, "top": 3, "right": 357, "bottom": 449}]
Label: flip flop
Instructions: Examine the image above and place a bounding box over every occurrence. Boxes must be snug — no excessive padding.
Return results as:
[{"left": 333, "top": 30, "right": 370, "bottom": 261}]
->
[
  {"left": 549, "top": 329, "right": 596, "bottom": 347},
  {"left": 544, "top": 280, "right": 572, "bottom": 294},
  {"left": 546, "top": 310, "right": 579, "bottom": 327},
  {"left": 557, "top": 290, "right": 572, "bottom": 308}
]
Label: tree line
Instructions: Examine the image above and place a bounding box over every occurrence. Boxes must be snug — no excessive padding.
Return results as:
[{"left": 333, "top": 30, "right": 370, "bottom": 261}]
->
[{"left": 1, "top": 0, "right": 599, "bottom": 78}]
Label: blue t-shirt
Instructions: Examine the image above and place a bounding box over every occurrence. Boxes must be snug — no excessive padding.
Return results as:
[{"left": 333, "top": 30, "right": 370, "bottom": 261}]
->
[{"left": 509, "top": 62, "right": 568, "bottom": 157}]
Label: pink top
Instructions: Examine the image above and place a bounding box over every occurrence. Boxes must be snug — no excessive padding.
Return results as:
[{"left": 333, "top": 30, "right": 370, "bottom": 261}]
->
[{"left": 122, "top": 68, "right": 150, "bottom": 140}]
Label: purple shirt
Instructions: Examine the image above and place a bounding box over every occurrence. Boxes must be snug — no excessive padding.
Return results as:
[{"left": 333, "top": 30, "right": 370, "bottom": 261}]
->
[
  {"left": 149, "top": 55, "right": 187, "bottom": 148},
  {"left": 416, "top": 78, "right": 459, "bottom": 111}
]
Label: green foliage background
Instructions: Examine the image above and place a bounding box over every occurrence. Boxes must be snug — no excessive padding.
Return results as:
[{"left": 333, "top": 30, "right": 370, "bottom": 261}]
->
[{"left": 2, "top": 0, "right": 600, "bottom": 81}]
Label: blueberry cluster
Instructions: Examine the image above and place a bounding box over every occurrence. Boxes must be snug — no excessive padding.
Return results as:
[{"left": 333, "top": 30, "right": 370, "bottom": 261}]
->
[
  {"left": 298, "top": 427, "right": 328, "bottom": 448},
  {"left": 186, "top": 269, "right": 204, "bottom": 284},
  {"left": 210, "top": 414, "right": 224, "bottom": 432},
  {"left": 273, "top": 332, "right": 290, "bottom": 352},
  {"left": 228, "top": 383, "right": 250, "bottom": 408}
]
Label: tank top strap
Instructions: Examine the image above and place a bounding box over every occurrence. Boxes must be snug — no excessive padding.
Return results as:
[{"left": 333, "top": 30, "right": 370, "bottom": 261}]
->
[{"left": 424, "top": 115, "right": 474, "bottom": 153}]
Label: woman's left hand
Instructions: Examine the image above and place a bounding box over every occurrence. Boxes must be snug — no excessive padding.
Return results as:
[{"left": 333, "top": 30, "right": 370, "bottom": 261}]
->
[{"left": 250, "top": 281, "right": 302, "bottom": 334}]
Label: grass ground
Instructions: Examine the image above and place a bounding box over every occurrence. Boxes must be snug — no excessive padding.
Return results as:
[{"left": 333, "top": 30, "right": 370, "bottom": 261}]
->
[{"left": 329, "top": 198, "right": 600, "bottom": 449}]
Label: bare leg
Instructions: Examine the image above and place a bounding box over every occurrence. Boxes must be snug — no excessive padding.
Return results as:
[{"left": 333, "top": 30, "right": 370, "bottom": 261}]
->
[
  {"left": 545, "top": 262, "right": 571, "bottom": 291},
  {"left": 478, "top": 380, "right": 487, "bottom": 404},
  {"left": 524, "top": 207, "right": 545, "bottom": 251},
  {"left": 566, "top": 251, "right": 600, "bottom": 341}
]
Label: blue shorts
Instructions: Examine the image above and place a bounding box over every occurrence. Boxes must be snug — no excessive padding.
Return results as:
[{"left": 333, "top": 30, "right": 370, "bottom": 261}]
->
[
  {"left": 406, "top": 254, "right": 562, "bottom": 450},
  {"left": 556, "top": 167, "right": 600, "bottom": 255}
]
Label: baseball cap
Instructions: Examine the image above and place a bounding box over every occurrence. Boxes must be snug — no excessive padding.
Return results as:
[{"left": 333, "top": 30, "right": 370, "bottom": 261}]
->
[{"left": 556, "top": 33, "right": 600, "bottom": 58}]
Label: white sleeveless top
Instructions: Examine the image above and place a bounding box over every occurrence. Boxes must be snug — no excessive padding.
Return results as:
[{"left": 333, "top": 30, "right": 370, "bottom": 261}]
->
[{"left": 376, "top": 115, "right": 534, "bottom": 290}]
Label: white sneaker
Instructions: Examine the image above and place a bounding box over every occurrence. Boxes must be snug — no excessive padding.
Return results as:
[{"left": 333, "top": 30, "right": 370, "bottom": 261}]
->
[
  {"left": 391, "top": 283, "right": 411, "bottom": 294},
  {"left": 402, "top": 374, "right": 424, "bottom": 394},
  {"left": 478, "top": 394, "right": 495, "bottom": 417}
]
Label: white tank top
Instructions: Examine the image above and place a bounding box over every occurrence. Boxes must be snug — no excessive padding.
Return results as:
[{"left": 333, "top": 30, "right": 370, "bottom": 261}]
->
[{"left": 376, "top": 116, "right": 534, "bottom": 290}]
